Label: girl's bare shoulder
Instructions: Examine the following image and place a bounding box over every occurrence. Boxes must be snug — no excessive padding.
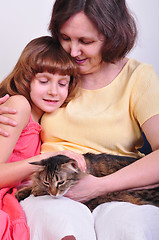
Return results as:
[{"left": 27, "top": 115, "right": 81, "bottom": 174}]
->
[
  {"left": 3, "top": 95, "right": 30, "bottom": 109},
  {"left": 2, "top": 95, "right": 31, "bottom": 127}
]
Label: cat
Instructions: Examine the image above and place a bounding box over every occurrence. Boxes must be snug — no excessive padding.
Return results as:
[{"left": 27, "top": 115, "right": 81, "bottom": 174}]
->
[{"left": 15, "top": 153, "right": 159, "bottom": 211}]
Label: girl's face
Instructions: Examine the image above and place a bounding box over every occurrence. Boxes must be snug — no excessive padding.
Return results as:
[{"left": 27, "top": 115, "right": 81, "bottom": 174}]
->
[
  {"left": 59, "top": 12, "right": 105, "bottom": 75},
  {"left": 30, "top": 72, "right": 70, "bottom": 114}
]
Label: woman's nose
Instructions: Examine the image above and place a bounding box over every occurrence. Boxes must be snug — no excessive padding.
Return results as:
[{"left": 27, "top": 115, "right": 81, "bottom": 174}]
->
[{"left": 70, "top": 42, "right": 81, "bottom": 57}]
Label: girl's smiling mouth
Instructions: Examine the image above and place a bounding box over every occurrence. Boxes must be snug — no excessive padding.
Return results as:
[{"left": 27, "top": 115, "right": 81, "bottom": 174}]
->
[{"left": 43, "top": 99, "right": 59, "bottom": 104}]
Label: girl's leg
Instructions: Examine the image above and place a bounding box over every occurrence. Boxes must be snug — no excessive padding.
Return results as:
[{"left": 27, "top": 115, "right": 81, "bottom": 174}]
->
[
  {"left": 20, "top": 195, "right": 96, "bottom": 240},
  {"left": 93, "top": 201, "right": 159, "bottom": 240}
]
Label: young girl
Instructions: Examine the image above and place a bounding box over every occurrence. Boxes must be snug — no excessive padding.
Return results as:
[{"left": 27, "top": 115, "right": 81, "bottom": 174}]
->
[{"left": 0, "top": 35, "right": 79, "bottom": 239}]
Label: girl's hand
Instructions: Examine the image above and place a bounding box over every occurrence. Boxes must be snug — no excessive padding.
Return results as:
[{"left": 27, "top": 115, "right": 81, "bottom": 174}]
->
[
  {"left": 65, "top": 174, "right": 102, "bottom": 202},
  {"left": 0, "top": 95, "right": 17, "bottom": 136}
]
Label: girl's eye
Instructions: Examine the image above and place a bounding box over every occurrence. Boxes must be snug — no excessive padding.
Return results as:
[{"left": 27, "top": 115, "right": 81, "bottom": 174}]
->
[
  {"left": 59, "top": 80, "right": 69, "bottom": 87},
  {"left": 38, "top": 78, "right": 49, "bottom": 84},
  {"left": 59, "top": 82, "right": 67, "bottom": 87}
]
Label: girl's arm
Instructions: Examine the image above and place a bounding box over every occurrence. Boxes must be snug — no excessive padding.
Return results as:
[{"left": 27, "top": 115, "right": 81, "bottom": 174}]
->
[
  {"left": 65, "top": 114, "right": 159, "bottom": 202},
  {"left": 0, "top": 95, "right": 60, "bottom": 188},
  {"left": 0, "top": 95, "right": 44, "bottom": 187},
  {"left": 0, "top": 151, "right": 55, "bottom": 188},
  {"left": 0, "top": 95, "right": 32, "bottom": 187},
  {"left": 0, "top": 95, "right": 17, "bottom": 137}
]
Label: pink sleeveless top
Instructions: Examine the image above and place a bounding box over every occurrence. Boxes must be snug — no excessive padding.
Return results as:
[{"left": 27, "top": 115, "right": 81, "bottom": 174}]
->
[
  {"left": 0, "top": 115, "right": 41, "bottom": 240},
  {"left": 8, "top": 115, "right": 41, "bottom": 163}
]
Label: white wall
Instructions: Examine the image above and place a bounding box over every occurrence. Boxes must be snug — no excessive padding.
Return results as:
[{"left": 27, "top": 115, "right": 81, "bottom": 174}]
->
[
  {"left": 127, "top": 0, "right": 159, "bottom": 75},
  {"left": 0, "top": 0, "right": 158, "bottom": 82},
  {"left": 0, "top": 0, "right": 54, "bottom": 81}
]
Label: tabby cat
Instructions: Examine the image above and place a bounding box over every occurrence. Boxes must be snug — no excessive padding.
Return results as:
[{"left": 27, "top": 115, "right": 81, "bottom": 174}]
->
[{"left": 15, "top": 153, "right": 159, "bottom": 211}]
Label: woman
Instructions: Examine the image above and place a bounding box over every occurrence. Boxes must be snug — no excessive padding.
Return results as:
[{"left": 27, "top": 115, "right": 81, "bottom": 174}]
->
[{"left": 1, "top": 0, "right": 159, "bottom": 239}]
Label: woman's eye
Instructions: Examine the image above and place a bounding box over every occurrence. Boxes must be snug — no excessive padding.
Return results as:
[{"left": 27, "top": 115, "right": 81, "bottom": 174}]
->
[
  {"left": 80, "top": 39, "right": 93, "bottom": 45},
  {"left": 60, "top": 34, "right": 70, "bottom": 41}
]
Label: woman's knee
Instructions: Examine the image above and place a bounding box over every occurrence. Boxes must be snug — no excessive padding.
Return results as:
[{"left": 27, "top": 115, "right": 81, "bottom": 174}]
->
[
  {"left": 93, "top": 202, "right": 159, "bottom": 240},
  {"left": 21, "top": 195, "right": 96, "bottom": 240}
]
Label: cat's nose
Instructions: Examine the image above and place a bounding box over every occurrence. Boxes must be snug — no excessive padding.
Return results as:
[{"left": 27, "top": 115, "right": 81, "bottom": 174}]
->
[{"left": 50, "top": 187, "right": 57, "bottom": 196}]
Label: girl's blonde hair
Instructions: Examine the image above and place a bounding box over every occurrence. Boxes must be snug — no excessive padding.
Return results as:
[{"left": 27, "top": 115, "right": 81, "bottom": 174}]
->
[{"left": 0, "top": 36, "right": 79, "bottom": 106}]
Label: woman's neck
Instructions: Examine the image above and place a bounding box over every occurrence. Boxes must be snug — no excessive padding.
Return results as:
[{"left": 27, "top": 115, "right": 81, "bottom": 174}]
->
[{"left": 81, "top": 58, "right": 128, "bottom": 90}]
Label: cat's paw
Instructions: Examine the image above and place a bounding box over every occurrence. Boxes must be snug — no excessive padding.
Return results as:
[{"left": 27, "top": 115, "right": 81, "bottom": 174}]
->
[{"left": 15, "top": 187, "right": 32, "bottom": 201}]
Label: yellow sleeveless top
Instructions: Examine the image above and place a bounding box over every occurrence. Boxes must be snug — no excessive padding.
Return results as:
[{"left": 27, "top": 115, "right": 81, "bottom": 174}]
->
[{"left": 41, "top": 59, "right": 159, "bottom": 158}]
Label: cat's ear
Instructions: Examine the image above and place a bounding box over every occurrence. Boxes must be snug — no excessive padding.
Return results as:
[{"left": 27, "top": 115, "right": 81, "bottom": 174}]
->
[
  {"left": 29, "top": 160, "right": 46, "bottom": 167},
  {"left": 63, "top": 160, "right": 79, "bottom": 173}
]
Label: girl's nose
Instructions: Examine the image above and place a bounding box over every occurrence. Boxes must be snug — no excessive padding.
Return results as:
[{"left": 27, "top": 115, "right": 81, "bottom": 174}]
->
[{"left": 48, "top": 86, "right": 58, "bottom": 96}]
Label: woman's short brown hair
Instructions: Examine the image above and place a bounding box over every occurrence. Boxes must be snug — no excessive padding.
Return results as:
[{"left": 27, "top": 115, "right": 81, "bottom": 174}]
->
[{"left": 49, "top": 0, "right": 137, "bottom": 62}]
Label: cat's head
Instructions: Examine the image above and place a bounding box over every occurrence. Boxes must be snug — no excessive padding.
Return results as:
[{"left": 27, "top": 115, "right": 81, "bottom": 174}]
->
[{"left": 30, "top": 155, "right": 82, "bottom": 197}]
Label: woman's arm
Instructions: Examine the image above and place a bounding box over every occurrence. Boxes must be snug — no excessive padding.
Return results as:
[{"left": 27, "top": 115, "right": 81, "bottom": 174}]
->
[
  {"left": 65, "top": 114, "right": 159, "bottom": 202},
  {"left": 0, "top": 95, "right": 17, "bottom": 137}
]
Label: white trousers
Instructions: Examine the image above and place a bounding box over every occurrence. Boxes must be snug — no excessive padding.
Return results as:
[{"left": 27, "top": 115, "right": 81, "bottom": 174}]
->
[{"left": 20, "top": 195, "right": 159, "bottom": 240}]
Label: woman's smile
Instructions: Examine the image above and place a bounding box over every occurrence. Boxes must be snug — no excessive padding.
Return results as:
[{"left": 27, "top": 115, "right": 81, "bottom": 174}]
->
[{"left": 75, "top": 58, "right": 87, "bottom": 64}]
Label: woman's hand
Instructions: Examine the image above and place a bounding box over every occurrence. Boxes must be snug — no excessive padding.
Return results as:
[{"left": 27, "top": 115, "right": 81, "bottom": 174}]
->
[
  {"left": 60, "top": 150, "right": 87, "bottom": 172},
  {"left": 36, "top": 151, "right": 87, "bottom": 172},
  {"left": 0, "top": 95, "right": 17, "bottom": 136},
  {"left": 65, "top": 174, "right": 102, "bottom": 202}
]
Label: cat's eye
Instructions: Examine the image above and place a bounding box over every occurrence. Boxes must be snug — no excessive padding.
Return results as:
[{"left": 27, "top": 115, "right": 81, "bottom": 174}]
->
[
  {"left": 55, "top": 175, "right": 59, "bottom": 181},
  {"left": 43, "top": 181, "right": 49, "bottom": 186},
  {"left": 58, "top": 180, "right": 65, "bottom": 186},
  {"left": 43, "top": 176, "right": 49, "bottom": 186}
]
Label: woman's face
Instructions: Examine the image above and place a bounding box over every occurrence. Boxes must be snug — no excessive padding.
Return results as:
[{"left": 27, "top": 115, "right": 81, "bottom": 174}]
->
[{"left": 59, "top": 12, "right": 105, "bottom": 75}]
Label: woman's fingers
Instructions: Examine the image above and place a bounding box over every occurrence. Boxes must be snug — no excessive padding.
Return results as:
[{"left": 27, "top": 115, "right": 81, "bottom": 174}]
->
[
  {"left": 0, "top": 116, "right": 17, "bottom": 136},
  {"left": 0, "top": 127, "right": 9, "bottom": 137},
  {"left": 0, "top": 115, "right": 17, "bottom": 126},
  {"left": 61, "top": 150, "right": 87, "bottom": 172},
  {"left": 0, "top": 95, "right": 17, "bottom": 137},
  {"left": 0, "top": 94, "right": 10, "bottom": 104},
  {"left": 0, "top": 105, "right": 17, "bottom": 115},
  {"left": 0, "top": 94, "right": 17, "bottom": 114}
]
